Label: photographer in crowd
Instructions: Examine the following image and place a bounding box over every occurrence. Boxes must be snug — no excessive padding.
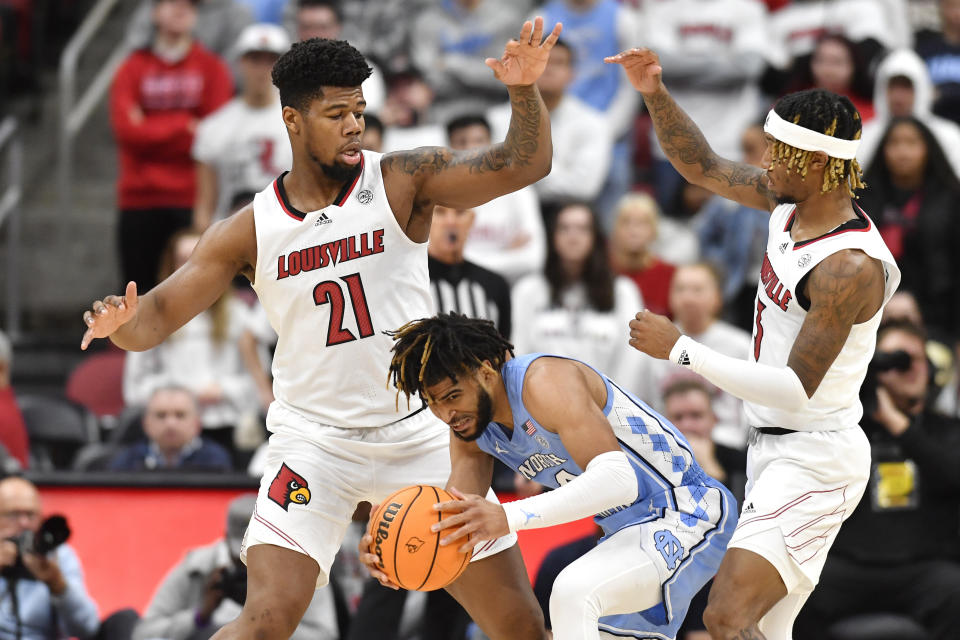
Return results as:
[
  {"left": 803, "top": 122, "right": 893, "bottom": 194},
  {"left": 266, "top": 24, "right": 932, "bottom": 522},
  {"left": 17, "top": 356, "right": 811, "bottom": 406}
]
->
[
  {"left": 133, "top": 495, "right": 341, "bottom": 640},
  {"left": 794, "top": 319, "right": 960, "bottom": 639},
  {"left": 0, "top": 477, "right": 99, "bottom": 640}
]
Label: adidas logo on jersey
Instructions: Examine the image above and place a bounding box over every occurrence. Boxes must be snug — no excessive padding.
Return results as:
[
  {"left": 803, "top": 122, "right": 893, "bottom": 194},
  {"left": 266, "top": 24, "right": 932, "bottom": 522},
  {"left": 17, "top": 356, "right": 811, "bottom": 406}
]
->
[
  {"left": 743, "top": 502, "right": 755, "bottom": 514},
  {"left": 778, "top": 242, "right": 789, "bottom": 254},
  {"left": 314, "top": 212, "right": 332, "bottom": 227},
  {"left": 677, "top": 350, "right": 691, "bottom": 366}
]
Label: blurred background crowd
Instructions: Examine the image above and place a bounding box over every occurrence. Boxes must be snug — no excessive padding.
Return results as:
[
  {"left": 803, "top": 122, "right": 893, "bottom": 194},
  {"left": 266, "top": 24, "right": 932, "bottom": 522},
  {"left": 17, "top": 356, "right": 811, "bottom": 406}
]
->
[{"left": 0, "top": 0, "right": 959, "bottom": 638}]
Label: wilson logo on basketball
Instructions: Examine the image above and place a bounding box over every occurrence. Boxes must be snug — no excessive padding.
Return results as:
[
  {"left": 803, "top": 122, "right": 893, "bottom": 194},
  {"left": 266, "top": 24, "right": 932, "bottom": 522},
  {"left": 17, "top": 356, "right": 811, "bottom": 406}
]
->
[
  {"left": 405, "top": 537, "right": 425, "bottom": 553},
  {"left": 267, "top": 463, "right": 311, "bottom": 511},
  {"left": 373, "top": 502, "right": 402, "bottom": 568}
]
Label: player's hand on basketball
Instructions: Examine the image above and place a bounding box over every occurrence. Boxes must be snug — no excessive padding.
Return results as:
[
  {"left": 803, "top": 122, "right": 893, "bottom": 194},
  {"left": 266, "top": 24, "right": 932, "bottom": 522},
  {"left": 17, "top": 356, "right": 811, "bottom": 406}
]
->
[
  {"left": 358, "top": 505, "right": 401, "bottom": 590},
  {"left": 80, "top": 281, "right": 139, "bottom": 350},
  {"left": 628, "top": 310, "right": 680, "bottom": 360},
  {"left": 604, "top": 48, "right": 662, "bottom": 95},
  {"left": 486, "top": 17, "right": 563, "bottom": 87},
  {"left": 433, "top": 487, "right": 507, "bottom": 554}
]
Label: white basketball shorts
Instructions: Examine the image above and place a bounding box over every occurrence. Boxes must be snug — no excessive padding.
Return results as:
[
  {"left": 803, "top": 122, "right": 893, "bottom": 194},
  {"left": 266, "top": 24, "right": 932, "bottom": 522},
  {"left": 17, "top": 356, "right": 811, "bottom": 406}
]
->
[
  {"left": 240, "top": 402, "right": 518, "bottom": 586},
  {"left": 729, "top": 426, "right": 871, "bottom": 595}
]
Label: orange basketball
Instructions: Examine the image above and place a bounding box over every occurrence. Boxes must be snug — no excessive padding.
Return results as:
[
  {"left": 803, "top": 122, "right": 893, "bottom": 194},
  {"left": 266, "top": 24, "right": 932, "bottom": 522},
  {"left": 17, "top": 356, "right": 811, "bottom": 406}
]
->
[{"left": 368, "top": 485, "right": 471, "bottom": 591}]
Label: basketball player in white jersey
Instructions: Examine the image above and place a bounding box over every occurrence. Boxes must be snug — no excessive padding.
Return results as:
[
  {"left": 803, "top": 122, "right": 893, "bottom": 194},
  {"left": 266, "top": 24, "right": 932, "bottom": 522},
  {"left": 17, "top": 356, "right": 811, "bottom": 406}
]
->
[
  {"left": 80, "top": 20, "right": 562, "bottom": 640},
  {"left": 607, "top": 49, "right": 901, "bottom": 639}
]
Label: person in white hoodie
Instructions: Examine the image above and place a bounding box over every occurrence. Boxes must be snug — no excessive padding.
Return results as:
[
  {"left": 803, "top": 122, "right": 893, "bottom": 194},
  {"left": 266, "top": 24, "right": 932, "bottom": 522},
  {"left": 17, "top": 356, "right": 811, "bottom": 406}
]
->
[{"left": 858, "top": 48, "right": 960, "bottom": 177}]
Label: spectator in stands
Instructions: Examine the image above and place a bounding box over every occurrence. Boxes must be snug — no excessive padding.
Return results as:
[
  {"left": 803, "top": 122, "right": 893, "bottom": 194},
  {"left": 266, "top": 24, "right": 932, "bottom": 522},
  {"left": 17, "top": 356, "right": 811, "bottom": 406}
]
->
[
  {"left": 0, "top": 477, "right": 99, "bottom": 640},
  {"left": 192, "top": 24, "right": 291, "bottom": 231},
  {"left": 235, "top": 0, "right": 286, "bottom": 24},
  {"left": 609, "top": 193, "right": 676, "bottom": 318},
  {"left": 109, "top": 386, "right": 232, "bottom": 471},
  {"left": 410, "top": 0, "right": 521, "bottom": 124},
  {"left": 0, "top": 330, "right": 28, "bottom": 470},
  {"left": 641, "top": 0, "right": 768, "bottom": 210},
  {"left": 694, "top": 122, "right": 769, "bottom": 331},
  {"left": 126, "top": 0, "right": 254, "bottom": 57},
  {"left": 123, "top": 230, "right": 260, "bottom": 443},
  {"left": 916, "top": 0, "right": 960, "bottom": 125},
  {"left": 512, "top": 202, "right": 645, "bottom": 392},
  {"left": 110, "top": 0, "right": 233, "bottom": 292},
  {"left": 360, "top": 113, "right": 384, "bottom": 152},
  {"left": 488, "top": 39, "right": 613, "bottom": 209},
  {"left": 766, "top": 0, "right": 905, "bottom": 95},
  {"left": 446, "top": 114, "right": 544, "bottom": 284},
  {"left": 193, "top": 24, "right": 293, "bottom": 231},
  {"left": 133, "top": 495, "right": 342, "bottom": 640},
  {"left": 380, "top": 69, "right": 446, "bottom": 151},
  {"left": 794, "top": 320, "right": 960, "bottom": 640},
  {"left": 663, "top": 379, "right": 746, "bottom": 640},
  {"left": 428, "top": 205, "right": 512, "bottom": 338},
  {"left": 859, "top": 48, "right": 960, "bottom": 176},
  {"left": 534, "top": 0, "right": 640, "bottom": 217},
  {"left": 786, "top": 33, "right": 876, "bottom": 121},
  {"left": 860, "top": 116, "right": 960, "bottom": 338},
  {"left": 635, "top": 263, "right": 751, "bottom": 449},
  {"left": 289, "top": 0, "right": 385, "bottom": 114}
]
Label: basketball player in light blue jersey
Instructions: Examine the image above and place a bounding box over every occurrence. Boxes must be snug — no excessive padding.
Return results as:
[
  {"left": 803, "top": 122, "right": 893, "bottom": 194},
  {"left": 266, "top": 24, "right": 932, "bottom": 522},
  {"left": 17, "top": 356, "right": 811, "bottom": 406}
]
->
[{"left": 384, "top": 313, "right": 737, "bottom": 640}]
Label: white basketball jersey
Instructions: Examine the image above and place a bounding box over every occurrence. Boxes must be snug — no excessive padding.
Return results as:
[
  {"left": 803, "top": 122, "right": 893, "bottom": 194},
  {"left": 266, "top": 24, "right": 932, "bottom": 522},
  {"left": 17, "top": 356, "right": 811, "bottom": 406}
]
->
[
  {"left": 745, "top": 203, "right": 900, "bottom": 432},
  {"left": 251, "top": 151, "right": 434, "bottom": 427}
]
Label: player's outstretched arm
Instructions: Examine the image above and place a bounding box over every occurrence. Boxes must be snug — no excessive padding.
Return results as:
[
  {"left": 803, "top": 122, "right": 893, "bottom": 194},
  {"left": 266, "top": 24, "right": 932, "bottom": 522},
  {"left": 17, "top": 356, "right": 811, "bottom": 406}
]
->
[
  {"left": 605, "top": 48, "right": 774, "bottom": 212},
  {"left": 80, "top": 209, "right": 256, "bottom": 352},
  {"left": 381, "top": 18, "right": 560, "bottom": 237}
]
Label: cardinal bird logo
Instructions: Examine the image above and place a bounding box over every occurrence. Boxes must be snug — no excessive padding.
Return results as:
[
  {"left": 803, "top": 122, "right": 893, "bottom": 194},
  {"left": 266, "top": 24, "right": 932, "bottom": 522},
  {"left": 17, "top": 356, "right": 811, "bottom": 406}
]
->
[
  {"left": 405, "top": 537, "right": 425, "bottom": 553},
  {"left": 268, "top": 463, "right": 312, "bottom": 511}
]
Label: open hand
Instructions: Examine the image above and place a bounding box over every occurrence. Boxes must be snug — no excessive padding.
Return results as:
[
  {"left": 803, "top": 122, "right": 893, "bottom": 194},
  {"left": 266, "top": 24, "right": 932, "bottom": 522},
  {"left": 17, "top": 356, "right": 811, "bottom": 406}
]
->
[
  {"left": 81, "top": 281, "right": 138, "bottom": 350},
  {"left": 604, "top": 48, "right": 663, "bottom": 94},
  {"left": 486, "top": 17, "right": 563, "bottom": 87},
  {"left": 628, "top": 310, "right": 681, "bottom": 360},
  {"left": 358, "top": 503, "right": 400, "bottom": 590},
  {"left": 432, "top": 487, "right": 505, "bottom": 554}
]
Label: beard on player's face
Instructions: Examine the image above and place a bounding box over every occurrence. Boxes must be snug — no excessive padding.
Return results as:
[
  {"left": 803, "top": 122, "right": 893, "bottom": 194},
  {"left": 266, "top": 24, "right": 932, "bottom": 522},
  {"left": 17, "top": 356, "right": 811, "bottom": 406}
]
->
[
  {"left": 308, "top": 150, "right": 362, "bottom": 183},
  {"left": 453, "top": 385, "right": 494, "bottom": 442}
]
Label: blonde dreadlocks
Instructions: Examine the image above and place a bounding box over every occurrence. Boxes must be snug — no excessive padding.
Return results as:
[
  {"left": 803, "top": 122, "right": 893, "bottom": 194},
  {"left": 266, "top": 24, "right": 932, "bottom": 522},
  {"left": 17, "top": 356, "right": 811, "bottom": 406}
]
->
[{"left": 768, "top": 89, "right": 867, "bottom": 196}]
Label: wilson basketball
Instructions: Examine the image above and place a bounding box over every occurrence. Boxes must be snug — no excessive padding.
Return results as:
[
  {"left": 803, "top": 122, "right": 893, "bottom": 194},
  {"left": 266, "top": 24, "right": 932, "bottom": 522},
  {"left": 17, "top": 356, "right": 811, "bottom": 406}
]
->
[{"left": 368, "top": 485, "right": 471, "bottom": 591}]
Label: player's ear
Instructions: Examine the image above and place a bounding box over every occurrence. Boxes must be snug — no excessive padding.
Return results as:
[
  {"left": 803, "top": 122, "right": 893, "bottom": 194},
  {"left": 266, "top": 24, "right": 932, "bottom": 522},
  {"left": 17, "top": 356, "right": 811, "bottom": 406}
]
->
[
  {"left": 809, "top": 151, "right": 828, "bottom": 171},
  {"left": 477, "top": 361, "right": 498, "bottom": 385},
  {"left": 282, "top": 105, "right": 301, "bottom": 135}
]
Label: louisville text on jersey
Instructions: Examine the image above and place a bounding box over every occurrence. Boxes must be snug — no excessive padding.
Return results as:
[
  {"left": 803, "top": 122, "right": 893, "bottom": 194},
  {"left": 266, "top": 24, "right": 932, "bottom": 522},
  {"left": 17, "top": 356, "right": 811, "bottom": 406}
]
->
[
  {"left": 277, "top": 229, "right": 385, "bottom": 280},
  {"left": 759, "top": 252, "right": 793, "bottom": 311}
]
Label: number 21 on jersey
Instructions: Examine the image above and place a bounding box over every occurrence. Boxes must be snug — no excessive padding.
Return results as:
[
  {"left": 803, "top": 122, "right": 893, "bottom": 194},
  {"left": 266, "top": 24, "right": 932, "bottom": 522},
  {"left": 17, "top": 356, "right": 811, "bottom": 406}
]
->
[{"left": 313, "top": 272, "right": 374, "bottom": 346}]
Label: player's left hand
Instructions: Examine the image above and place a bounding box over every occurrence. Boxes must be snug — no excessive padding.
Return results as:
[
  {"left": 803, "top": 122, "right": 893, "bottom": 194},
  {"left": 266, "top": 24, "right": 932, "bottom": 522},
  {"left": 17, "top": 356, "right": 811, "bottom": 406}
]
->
[
  {"left": 358, "top": 504, "right": 401, "bottom": 590},
  {"left": 433, "top": 487, "right": 508, "bottom": 554},
  {"left": 486, "top": 17, "right": 563, "bottom": 87},
  {"left": 628, "top": 310, "right": 681, "bottom": 360}
]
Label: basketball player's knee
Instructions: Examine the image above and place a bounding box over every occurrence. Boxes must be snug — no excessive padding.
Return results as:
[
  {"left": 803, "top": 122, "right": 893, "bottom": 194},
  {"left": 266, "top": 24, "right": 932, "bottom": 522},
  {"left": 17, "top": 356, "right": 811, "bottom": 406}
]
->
[
  {"left": 703, "top": 602, "right": 756, "bottom": 640},
  {"left": 549, "top": 567, "right": 601, "bottom": 622},
  {"left": 230, "top": 595, "right": 303, "bottom": 640}
]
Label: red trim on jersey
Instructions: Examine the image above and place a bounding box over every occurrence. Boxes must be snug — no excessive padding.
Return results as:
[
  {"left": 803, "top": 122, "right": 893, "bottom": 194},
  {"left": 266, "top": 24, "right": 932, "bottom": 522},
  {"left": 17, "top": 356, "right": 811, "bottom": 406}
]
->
[
  {"left": 253, "top": 506, "right": 309, "bottom": 554},
  {"left": 792, "top": 205, "right": 872, "bottom": 250},
  {"left": 782, "top": 206, "right": 797, "bottom": 232},
  {"left": 273, "top": 177, "right": 303, "bottom": 222},
  {"left": 335, "top": 153, "right": 364, "bottom": 206}
]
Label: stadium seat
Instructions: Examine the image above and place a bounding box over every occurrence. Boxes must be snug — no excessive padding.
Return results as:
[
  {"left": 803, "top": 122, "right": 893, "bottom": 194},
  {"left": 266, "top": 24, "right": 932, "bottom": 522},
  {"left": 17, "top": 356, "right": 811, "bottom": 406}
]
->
[
  {"left": 65, "top": 348, "right": 126, "bottom": 420},
  {"left": 16, "top": 394, "right": 99, "bottom": 470},
  {"left": 829, "top": 613, "right": 929, "bottom": 640}
]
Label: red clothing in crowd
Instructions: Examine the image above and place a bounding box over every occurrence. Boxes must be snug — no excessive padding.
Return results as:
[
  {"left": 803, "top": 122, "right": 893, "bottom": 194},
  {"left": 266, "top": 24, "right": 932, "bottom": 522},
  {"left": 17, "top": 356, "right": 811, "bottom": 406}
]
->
[
  {"left": 110, "top": 43, "right": 233, "bottom": 210},
  {"left": 620, "top": 259, "right": 676, "bottom": 318},
  {"left": 0, "top": 387, "right": 29, "bottom": 468}
]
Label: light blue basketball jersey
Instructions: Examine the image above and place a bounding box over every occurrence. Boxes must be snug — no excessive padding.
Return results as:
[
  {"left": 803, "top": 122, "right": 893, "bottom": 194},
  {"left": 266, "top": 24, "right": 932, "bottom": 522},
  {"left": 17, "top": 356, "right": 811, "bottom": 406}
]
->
[{"left": 476, "top": 354, "right": 737, "bottom": 638}]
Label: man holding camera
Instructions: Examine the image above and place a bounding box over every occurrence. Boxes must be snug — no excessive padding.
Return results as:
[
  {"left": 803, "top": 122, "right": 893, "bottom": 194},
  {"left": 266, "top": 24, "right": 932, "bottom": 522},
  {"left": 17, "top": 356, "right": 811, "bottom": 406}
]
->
[
  {"left": 794, "top": 319, "right": 960, "bottom": 639},
  {"left": 134, "top": 495, "right": 340, "bottom": 640},
  {"left": 0, "top": 477, "right": 99, "bottom": 640}
]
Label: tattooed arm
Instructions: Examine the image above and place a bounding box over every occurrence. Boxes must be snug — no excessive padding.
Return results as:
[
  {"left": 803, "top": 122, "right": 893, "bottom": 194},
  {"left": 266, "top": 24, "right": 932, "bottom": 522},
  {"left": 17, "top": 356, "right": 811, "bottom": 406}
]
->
[
  {"left": 381, "top": 18, "right": 561, "bottom": 242},
  {"left": 606, "top": 48, "right": 774, "bottom": 212},
  {"left": 788, "top": 249, "right": 885, "bottom": 397}
]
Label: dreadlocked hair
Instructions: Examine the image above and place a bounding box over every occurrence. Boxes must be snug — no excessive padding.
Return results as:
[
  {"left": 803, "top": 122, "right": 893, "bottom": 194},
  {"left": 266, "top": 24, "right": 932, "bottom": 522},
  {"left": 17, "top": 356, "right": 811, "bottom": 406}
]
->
[
  {"left": 770, "top": 89, "right": 866, "bottom": 196},
  {"left": 386, "top": 313, "right": 514, "bottom": 404}
]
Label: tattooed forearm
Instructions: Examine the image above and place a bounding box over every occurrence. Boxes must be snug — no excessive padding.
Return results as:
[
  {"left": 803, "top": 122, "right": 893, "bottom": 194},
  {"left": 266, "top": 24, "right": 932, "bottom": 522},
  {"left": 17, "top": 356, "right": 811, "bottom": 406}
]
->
[
  {"left": 788, "top": 250, "right": 883, "bottom": 396},
  {"left": 735, "top": 627, "right": 767, "bottom": 640},
  {"left": 643, "top": 86, "right": 772, "bottom": 206},
  {"left": 500, "top": 84, "right": 542, "bottom": 169}
]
